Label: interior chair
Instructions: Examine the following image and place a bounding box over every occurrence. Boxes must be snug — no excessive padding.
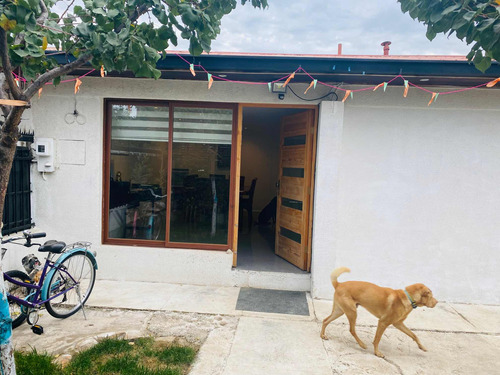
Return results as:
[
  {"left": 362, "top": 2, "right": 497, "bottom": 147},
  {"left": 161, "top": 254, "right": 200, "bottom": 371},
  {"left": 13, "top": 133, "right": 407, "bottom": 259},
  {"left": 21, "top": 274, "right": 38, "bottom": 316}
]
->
[{"left": 239, "top": 178, "right": 257, "bottom": 230}]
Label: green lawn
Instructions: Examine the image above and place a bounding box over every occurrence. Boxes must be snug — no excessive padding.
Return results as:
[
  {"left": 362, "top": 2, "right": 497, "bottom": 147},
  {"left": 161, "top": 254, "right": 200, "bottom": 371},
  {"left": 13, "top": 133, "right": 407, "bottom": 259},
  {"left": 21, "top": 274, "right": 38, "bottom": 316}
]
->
[{"left": 15, "top": 337, "right": 197, "bottom": 375}]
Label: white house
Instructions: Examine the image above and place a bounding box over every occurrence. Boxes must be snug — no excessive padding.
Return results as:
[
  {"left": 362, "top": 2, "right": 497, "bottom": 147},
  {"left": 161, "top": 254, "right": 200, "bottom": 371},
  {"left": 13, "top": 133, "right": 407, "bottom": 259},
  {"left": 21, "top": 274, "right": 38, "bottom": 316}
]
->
[{"left": 7, "top": 51, "right": 500, "bottom": 304}]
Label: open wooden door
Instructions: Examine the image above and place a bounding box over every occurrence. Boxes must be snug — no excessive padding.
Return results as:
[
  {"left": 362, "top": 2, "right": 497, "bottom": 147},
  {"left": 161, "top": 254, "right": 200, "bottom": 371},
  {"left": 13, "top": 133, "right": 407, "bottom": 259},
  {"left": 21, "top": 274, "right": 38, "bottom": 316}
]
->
[{"left": 275, "top": 110, "right": 315, "bottom": 271}]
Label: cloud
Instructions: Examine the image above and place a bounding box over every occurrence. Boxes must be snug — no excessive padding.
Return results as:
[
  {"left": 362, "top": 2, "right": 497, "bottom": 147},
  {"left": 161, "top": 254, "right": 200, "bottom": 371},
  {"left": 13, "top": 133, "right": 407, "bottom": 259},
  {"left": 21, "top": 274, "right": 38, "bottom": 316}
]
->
[{"left": 199, "top": 0, "right": 472, "bottom": 56}]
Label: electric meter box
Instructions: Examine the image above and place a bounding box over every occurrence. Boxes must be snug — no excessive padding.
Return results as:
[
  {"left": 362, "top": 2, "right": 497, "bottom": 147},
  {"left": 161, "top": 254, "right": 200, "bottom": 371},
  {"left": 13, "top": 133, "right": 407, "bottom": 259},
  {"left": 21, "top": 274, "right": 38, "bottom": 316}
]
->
[{"left": 35, "top": 138, "right": 55, "bottom": 172}]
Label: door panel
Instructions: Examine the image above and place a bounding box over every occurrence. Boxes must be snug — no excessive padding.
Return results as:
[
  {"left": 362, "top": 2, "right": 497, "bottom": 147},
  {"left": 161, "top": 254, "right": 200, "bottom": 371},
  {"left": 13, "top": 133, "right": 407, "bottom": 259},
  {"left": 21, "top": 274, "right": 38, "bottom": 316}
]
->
[{"left": 275, "top": 110, "right": 315, "bottom": 270}]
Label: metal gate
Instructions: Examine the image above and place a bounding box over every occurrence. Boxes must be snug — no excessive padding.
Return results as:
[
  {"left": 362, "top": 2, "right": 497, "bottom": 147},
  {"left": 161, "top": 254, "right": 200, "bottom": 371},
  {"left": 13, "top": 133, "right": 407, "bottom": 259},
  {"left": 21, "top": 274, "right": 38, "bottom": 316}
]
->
[{"left": 2, "top": 146, "right": 33, "bottom": 235}]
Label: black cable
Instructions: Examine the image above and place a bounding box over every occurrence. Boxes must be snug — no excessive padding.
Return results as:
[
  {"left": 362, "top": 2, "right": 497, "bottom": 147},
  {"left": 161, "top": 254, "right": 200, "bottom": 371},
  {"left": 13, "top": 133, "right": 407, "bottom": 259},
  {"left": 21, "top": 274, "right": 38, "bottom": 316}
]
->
[{"left": 287, "top": 85, "right": 338, "bottom": 102}]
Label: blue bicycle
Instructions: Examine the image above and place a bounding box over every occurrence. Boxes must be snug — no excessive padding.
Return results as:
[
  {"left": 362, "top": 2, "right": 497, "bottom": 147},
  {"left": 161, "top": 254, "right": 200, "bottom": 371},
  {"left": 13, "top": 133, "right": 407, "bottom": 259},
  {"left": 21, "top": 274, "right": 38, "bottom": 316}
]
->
[{"left": 1, "top": 231, "right": 98, "bottom": 328}]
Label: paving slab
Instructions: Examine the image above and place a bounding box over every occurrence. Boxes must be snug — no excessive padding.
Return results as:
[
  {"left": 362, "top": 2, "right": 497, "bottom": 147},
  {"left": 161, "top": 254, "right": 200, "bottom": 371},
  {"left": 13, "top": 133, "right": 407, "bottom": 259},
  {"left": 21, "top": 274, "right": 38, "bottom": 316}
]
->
[
  {"left": 448, "top": 303, "right": 500, "bottom": 333},
  {"left": 89, "top": 280, "right": 240, "bottom": 315},
  {"left": 222, "top": 316, "right": 332, "bottom": 375},
  {"left": 314, "top": 299, "right": 483, "bottom": 333},
  {"left": 321, "top": 323, "right": 500, "bottom": 375}
]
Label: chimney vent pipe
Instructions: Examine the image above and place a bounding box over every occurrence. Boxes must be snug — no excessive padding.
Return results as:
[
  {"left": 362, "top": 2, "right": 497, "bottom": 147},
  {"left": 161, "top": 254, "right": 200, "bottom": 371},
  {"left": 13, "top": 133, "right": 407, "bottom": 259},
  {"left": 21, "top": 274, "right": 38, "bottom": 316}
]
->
[
  {"left": 381, "top": 41, "right": 391, "bottom": 56},
  {"left": 338, "top": 43, "right": 342, "bottom": 55}
]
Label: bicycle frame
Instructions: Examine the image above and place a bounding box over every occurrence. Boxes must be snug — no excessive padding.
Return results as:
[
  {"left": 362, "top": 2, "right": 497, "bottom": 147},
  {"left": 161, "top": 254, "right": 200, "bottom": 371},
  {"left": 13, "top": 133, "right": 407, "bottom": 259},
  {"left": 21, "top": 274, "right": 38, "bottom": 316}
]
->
[{"left": 4, "top": 246, "right": 98, "bottom": 310}]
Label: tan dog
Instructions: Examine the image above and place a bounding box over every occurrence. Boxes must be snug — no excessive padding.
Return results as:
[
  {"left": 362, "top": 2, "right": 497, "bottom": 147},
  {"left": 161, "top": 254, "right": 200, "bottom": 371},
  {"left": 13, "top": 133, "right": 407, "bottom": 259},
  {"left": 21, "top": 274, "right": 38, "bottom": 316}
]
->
[{"left": 320, "top": 267, "right": 437, "bottom": 358}]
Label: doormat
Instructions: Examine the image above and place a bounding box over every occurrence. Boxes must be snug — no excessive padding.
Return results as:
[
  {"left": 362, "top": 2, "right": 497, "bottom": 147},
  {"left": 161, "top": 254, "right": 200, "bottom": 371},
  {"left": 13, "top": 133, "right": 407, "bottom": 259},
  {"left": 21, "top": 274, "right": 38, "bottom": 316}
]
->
[{"left": 236, "top": 288, "right": 309, "bottom": 316}]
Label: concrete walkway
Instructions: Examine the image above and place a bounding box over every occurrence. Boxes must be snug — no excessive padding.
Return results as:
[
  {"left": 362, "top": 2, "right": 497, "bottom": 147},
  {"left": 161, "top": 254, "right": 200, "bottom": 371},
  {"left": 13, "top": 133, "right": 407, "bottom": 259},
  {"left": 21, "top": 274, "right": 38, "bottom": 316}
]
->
[{"left": 11, "top": 280, "right": 500, "bottom": 374}]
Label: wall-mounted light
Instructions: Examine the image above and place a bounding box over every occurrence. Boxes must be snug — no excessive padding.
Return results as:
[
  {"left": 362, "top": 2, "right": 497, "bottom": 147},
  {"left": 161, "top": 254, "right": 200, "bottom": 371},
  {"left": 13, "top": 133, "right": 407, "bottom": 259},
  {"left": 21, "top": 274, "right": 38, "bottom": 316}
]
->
[{"left": 272, "top": 82, "right": 287, "bottom": 100}]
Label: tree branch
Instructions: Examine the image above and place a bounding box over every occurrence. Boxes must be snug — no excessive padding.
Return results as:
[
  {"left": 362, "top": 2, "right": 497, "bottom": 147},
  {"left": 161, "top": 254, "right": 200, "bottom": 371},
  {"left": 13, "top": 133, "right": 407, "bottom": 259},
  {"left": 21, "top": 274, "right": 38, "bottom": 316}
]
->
[
  {"left": 38, "top": 0, "right": 49, "bottom": 25},
  {"left": 0, "top": 29, "right": 23, "bottom": 101},
  {"left": 57, "top": 0, "right": 75, "bottom": 23},
  {"left": 24, "top": 52, "right": 93, "bottom": 100},
  {"left": 0, "top": 75, "right": 12, "bottom": 118}
]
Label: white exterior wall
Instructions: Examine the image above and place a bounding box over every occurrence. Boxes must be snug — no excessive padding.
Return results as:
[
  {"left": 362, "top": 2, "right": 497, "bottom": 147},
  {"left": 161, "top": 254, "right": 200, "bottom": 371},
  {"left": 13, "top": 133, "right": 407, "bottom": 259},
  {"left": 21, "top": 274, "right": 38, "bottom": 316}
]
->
[
  {"left": 9, "top": 77, "right": 321, "bottom": 287},
  {"left": 312, "top": 87, "right": 500, "bottom": 304},
  {"left": 11, "top": 75, "right": 500, "bottom": 304}
]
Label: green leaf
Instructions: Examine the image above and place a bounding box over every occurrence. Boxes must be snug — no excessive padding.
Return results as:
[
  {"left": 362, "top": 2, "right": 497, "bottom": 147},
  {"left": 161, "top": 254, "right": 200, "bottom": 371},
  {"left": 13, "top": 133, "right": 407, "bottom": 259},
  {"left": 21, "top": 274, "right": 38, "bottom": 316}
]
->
[
  {"left": 12, "top": 49, "right": 30, "bottom": 57},
  {"left": 475, "top": 55, "right": 491, "bottom": 73},
  {"left": 426, "top": 25, "right": 437, "bottom": 41},
  {"left": 189, "top": 36, "right": 203, "bottom": 55},
  {"left": 477, "top": 18, "right": 495, "bottom": 32},
  {"left": 442, "top": 4, "right": 461, "bottom": 16},
  {"left": 106, "top": 32, "right": 121, "bottom": 46},
  {"left": 108, "top": 9, "right": 120, "bottom": 18},
  {"left": 463, "top": 11, "right": 476, "bottom": 22}
]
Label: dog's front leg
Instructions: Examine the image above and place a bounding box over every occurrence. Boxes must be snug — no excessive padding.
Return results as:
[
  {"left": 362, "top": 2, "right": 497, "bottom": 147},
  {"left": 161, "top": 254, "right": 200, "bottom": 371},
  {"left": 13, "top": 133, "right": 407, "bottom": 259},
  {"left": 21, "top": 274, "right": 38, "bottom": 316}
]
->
[
  {"left": 373, "top": 321, "right": 389, "bottom": 358},
  {"left": 393, "top": 322, "right": 427, "bottom": 352}
]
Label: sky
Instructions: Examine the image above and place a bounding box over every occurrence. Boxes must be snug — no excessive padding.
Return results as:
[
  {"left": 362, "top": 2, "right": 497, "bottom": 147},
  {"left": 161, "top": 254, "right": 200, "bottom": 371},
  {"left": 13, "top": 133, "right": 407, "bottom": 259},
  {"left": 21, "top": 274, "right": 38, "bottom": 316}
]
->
[{"left": 175, "top": 0, "right": 472, "bottom": 57}]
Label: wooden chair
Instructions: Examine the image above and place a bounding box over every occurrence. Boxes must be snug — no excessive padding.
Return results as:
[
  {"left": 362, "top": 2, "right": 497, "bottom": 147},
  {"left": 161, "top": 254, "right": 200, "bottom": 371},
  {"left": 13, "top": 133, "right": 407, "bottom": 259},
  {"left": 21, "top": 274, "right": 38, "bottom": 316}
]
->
[{"left": 239, "top": 178, "right": 257, "bottom": 230}]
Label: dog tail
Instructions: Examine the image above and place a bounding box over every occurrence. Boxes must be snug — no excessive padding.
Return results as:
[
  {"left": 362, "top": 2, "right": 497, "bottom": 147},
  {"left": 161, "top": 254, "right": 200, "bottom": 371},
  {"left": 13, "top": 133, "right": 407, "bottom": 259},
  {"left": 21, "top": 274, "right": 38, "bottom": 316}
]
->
[{"left": 330, "top": 267, "right": 350, "bottom": 289}]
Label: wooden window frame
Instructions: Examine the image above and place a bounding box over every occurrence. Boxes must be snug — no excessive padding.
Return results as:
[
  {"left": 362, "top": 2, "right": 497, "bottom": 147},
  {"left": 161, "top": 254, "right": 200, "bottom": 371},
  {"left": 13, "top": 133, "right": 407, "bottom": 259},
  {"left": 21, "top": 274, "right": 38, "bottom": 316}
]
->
[{"left": 102, "top": 98, "right": 238, "bottom": 251}]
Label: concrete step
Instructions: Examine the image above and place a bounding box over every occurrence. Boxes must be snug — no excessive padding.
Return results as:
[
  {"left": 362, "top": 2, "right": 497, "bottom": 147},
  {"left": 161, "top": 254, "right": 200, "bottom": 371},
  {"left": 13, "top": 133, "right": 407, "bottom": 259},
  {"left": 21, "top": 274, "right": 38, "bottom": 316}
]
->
[{"left": 231, "top": 269, "right": 311, "bottom": 291}]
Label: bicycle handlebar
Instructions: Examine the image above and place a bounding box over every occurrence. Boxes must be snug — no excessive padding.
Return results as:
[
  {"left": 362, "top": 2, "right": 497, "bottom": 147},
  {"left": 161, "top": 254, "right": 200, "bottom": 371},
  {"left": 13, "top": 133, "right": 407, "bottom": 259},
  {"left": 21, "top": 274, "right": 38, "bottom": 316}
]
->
[
  {"left": 28, "top": 232, "right": 46, "bottom": 239},
  {"left": 1, "top": 231, "right": 46, "bottom": 245}
]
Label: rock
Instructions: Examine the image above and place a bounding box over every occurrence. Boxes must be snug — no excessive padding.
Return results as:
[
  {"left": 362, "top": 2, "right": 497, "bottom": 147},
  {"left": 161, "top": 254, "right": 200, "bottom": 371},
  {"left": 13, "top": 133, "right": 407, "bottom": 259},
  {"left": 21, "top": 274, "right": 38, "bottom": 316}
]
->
[{"left": 53, "top": 354, "right": 72, "bottom": 367}]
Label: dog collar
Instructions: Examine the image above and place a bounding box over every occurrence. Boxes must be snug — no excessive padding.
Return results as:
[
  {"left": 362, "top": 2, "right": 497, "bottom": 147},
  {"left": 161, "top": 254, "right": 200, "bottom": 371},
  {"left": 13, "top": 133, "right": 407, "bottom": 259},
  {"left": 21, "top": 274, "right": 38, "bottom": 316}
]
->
[{"left": 404, "top": 290, "right": 418, "bottom": 309}]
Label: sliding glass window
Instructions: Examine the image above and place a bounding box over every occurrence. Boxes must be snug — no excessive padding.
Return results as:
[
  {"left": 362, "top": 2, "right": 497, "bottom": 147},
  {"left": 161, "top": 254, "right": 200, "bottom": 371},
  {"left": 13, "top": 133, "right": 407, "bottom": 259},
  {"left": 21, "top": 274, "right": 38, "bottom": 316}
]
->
[
  {"left": 169, "top": 106, "right": 233, "bottom": 245},
  {"left": 108, "top": 103, "right": 169, "bottom": 241},
  {"left": 105, "top": 100, "right": 235, "bottom": 249}
]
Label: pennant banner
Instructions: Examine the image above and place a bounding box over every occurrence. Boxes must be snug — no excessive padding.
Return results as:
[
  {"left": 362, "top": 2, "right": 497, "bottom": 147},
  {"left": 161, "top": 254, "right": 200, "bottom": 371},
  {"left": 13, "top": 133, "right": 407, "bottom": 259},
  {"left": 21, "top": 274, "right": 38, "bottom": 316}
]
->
[
  {"left": 74, "top": 78, "right": 82, "bottom": 94},
  {"left": 189, "top": 64, "right": 196, "bottom": 76},
  {"left": 304, "top": 80, "right": 315, "bottom": 94},
  {"left": 486, "top": 77, "right": 500, "bottom": 87},
  {"left": 208, "top": 73, "right": 213, "bottom": 89},
  {"left": 403, "top": 80, "right": 409, "bottom": 97},
  {"left": 427, "top": 92, "right": 439, "bottom": 106},
  {"left": 342, "top": 90, "right": 352, "bottom": 103},
  {"left": 282, "top": 72, "right": 295, "bottom": 87}
]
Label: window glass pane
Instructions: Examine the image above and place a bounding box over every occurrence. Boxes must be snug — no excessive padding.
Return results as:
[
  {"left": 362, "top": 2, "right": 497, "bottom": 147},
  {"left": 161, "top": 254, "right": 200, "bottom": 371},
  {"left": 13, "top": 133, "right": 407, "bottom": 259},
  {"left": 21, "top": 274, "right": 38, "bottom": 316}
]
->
[
  {"left": 282, "top": 197, "right": 303, "bottom": 211},
  {"left": 284, "top": 135, "right": 306, "bottom": 146},
  {"left": 108, "top": 104, "right": 168, "bottom": 241},
  {"left": 169, "top": 107, "right": 233, "bottom": 244},
  {"left": 280, "top": 227, "right": 302, "bottom": 244},
  {"left": 283, "top": 167, "right": 304, "bottom": 178}
]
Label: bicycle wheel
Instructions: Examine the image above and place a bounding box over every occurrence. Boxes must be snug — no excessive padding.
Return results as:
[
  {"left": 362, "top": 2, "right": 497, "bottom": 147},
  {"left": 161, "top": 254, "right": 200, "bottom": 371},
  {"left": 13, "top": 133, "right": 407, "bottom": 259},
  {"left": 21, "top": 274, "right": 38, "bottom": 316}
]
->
[
  {"left": 45, "top": 252, "right": 96, "bottom": 319},
  {"left": 4, "top": 270, "right": 32, "bottom": 328}
]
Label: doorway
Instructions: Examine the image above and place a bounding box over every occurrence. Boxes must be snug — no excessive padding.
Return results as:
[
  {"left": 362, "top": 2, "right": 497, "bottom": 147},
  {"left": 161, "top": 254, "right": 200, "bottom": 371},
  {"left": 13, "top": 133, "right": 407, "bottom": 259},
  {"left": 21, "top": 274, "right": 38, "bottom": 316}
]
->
[{"left": 236, "top": 106, "right": 317, "bottom": 273}]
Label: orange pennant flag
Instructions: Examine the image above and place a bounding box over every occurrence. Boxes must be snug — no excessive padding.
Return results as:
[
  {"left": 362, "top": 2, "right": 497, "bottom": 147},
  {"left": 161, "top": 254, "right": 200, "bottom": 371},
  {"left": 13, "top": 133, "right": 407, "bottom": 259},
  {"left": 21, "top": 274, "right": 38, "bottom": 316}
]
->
[
  {"left": 403, "top": 80, "right": 409, "bottom": 98},
  {"left": 74, "top": 78, "right": 82, "bottom": 94},
  {"left": 373, "top": 82, "right": 384, "bottom": 91},
  {"left": 208, "top": 75, "right": 214, "bottom": 90},
  {"left": 342, "top": 90, "right": 352, "bottom": 103},
  {"left": 101, "top": 65, "right": 105, "bottom": 77},
  {"left": 428, "top": 92, "right": 436, "bottom": 106},
  {"left": 486, "top": 77, "right": 500, "bottom": 87},
  {"left": 38, "top": 87, "right": 42, "bottom": 99},
  {"left": 282, "top": 72, "right": 295, "bottom": 88},
  {"left": 189, "top": 64, "right": 196, "bottom": 76},
  {"left": 304, "top": 80, "right": 315, "bottom": 94}
]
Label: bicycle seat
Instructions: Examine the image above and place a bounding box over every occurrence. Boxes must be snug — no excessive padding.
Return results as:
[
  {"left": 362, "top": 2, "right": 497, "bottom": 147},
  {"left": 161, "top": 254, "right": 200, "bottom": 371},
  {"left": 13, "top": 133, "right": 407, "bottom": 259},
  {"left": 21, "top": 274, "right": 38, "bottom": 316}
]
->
[{"left": 38, "top": 240, "right": 66, "bottom": 253}]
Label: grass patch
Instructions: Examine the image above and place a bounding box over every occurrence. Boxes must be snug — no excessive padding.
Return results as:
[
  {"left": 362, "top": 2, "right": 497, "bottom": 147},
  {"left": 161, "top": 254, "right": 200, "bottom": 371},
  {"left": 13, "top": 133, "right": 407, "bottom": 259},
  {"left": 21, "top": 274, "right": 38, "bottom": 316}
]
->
[{"left": 15, "top": 337, "right": 197, "bottom": 375}]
